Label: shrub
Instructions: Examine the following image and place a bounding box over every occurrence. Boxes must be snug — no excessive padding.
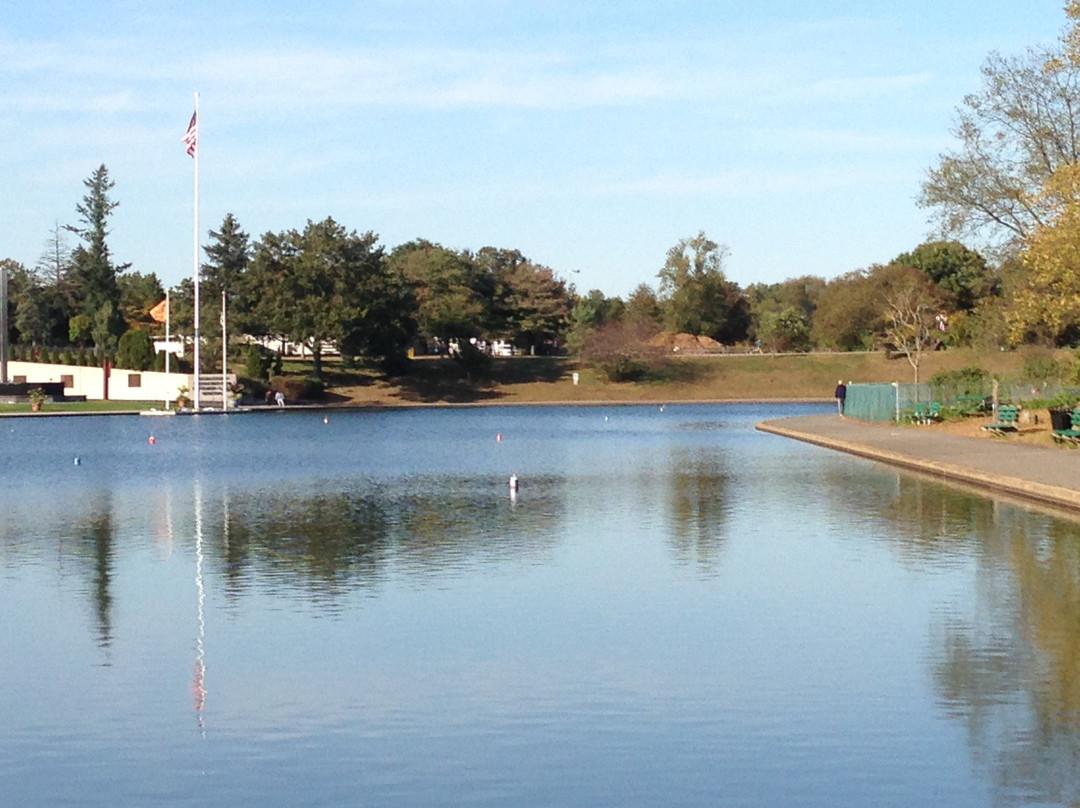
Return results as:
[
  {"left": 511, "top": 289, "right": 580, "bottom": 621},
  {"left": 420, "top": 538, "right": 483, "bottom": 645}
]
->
[
  {"left": 1022, "top": 349, "right": 1065, "bottom": 383},
  {"left": 117, "top": 329, "right": 155, "bottom": 371},
  {"left": 244, "top": 344, "right": 272, "bottom": 380},
  {"left": 268, "top": 374, "right": 324, "bottom": 402},
  {"left": 929, "top": 366, "right": 990, "bottom": 397},
  {"left": 599, "top": 355, "right": 649, "bottom": 382}
]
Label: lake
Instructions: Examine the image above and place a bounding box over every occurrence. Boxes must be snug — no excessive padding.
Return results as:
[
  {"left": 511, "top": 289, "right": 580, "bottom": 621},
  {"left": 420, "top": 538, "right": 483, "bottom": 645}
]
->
[{"left": 2, "top": 402, "right": 1079, "bottom": 807}]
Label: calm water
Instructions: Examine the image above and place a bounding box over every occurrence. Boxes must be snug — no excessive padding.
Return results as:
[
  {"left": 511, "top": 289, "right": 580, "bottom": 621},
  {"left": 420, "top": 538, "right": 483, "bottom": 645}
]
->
[{"left": 2, "top": 403, "right": 1080, "bottom": 807}]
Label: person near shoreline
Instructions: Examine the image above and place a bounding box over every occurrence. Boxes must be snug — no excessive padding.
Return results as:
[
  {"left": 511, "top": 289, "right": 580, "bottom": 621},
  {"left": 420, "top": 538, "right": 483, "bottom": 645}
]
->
[{"left": 835, "top": 380, "right": 847, "bottom": 416}]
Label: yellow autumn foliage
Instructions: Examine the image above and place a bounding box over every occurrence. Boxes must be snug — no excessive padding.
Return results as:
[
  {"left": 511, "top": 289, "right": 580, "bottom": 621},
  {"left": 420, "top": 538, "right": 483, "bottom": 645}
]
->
[{"left": 1009, "top": 163, "right": 1080, "bottom": 342}]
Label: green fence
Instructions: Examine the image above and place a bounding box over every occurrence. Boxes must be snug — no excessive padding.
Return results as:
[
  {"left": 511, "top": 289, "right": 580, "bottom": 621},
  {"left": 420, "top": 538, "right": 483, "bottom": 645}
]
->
[{"left": 845, "top": 383, "right": 929, "bottom": 422}]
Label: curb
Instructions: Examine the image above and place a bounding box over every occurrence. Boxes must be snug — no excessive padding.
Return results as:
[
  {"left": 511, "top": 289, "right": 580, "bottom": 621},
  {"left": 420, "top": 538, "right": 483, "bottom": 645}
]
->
[{"left": 756, "top": 419, "right": 1080, "bottom": 513}]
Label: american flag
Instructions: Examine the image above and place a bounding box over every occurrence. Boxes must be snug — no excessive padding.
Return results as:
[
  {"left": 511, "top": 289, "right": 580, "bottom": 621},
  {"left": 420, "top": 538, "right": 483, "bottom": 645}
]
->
[{"left": 182, "top": 111, "right": 197, "bottom": 157}]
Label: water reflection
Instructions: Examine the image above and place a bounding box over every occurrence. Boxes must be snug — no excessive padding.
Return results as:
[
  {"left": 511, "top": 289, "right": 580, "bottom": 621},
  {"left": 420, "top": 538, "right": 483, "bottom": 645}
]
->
[
  {"left": 849, "top": 470, "right": 1080, "bottom": 805},
  {"left": 13, "top": 404, "right": 1080, "bottom": 806},
  {"left": 665, "top": 448, "right": 729, "bottom": 573}
]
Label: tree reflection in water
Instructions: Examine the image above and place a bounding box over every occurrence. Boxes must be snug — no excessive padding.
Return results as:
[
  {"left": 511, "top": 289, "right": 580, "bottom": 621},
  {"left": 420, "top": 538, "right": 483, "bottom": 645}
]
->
[
  {"left": 860, "top": 472, "right": 1080, "bottom": 805},
  {"left": 664, "top": 447, "right": 729, "bottom": 574},
  {"left": 203, "top": 476, "right": 566, "bottom": 603}
]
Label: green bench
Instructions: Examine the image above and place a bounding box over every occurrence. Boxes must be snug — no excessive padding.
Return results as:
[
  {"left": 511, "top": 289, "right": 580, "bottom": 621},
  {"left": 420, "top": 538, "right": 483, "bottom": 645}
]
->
[
  {"left": 1053, "top": 408, "right": 1080, "bottom": 446},
  {"left": 982, "top": 404, "right": 1020, "bottom": 435},
  {"left": 910, "top": 401, "right": 942, "bottom": 424}
]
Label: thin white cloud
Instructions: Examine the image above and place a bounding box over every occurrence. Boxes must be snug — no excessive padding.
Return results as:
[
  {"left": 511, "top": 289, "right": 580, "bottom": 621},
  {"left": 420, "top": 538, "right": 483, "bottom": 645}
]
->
[{"left": 807, "top": 72, "right": 935, "bottom": 101}]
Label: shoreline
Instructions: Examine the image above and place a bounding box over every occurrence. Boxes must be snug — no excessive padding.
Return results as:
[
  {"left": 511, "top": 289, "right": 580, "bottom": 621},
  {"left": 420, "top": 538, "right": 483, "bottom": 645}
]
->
[
  {"left": 0, "top": 397, "right": 833, "bottom": 417},
  {"left": 757, "top": 414, "right": 1080, "bottom": 516}
]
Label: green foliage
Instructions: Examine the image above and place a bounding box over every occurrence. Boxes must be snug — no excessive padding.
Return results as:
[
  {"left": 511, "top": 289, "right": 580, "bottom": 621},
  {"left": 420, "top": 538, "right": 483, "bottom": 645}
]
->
[
  {"left": 567, "top": 288, "right": 625, "bottom": 353},
  {"left": 389, "top": 240, "right": 485, "bottom": 339},
  {"left": 1022, "top": 349, "right": 1067, "bottom": 383},
  {"left": 810, "top": 269, "right": 882, "bottom": 350},
  {"left": 116, "top": 328, "right": 155, "bottom": 371},
  {"left": 929, "top": 366, "right": 991, "bottom": 400},
  {"left": 658, "top": 231, "right": 749, "bottom": 343},
  {"left": 754, "top": 304, "right": 811, "bottom": 352},
  {"left": 920, "top": 48, "right": 1080, "bottom": 247},
  {"left": 67, "top": 164, "right": 126, "bottom": 342},
  {"left": 244, "top": 343, "right": 272, "bottom": 380},
  {"left": 247, "top": 218, "right": 416, "bottom": 375},
  {"left": 623, "top": 283, "right": 662, "bottom": 326},
  {"left": 117, "top": 271, "right": 164, "bottom": 327},
  {"left": 598, "top": 354, "right": 649, "bottom": 382},
  {"left": 892, "top": 241, "right": 993, "bottom": 310}
]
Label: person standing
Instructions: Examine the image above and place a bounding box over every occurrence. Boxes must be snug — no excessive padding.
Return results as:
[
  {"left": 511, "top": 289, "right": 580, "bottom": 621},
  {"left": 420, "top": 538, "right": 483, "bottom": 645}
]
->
[{"left": 835, "top": 380, "right": 847, "bottom": 416}]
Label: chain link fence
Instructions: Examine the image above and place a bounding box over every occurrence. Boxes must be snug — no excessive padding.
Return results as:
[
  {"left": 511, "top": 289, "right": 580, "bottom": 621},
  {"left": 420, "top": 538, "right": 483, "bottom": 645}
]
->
[{"left": 845, "top": 379, "right": 1080, "bottom": 422}]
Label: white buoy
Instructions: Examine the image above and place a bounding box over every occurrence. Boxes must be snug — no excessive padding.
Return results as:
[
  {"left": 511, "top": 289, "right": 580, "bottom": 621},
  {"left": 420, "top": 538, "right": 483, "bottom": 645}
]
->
[
  {"left": 509, "top": 474, "right": 519, "bottom": 492},
  {"left": 74, "top": 457, "right": 81, "bottom": 466}
]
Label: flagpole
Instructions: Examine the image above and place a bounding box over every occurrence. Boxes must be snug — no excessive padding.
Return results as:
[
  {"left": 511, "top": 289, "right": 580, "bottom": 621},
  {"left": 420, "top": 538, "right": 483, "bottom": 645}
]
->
[
  {"left": 165, "top": 289, "right": 171, "bottom": 409},
  {"left": 192, "top": 91, "right": 201, "bottom": 411},
  {"left": 221, "top": 289, "right": 228, "bottom": 410}
]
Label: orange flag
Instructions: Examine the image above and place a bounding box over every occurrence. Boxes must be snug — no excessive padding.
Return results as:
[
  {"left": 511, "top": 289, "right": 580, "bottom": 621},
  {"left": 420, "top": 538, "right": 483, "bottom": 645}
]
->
[{"left": 149, "top": 298, "right": 168, "bottom": 323}]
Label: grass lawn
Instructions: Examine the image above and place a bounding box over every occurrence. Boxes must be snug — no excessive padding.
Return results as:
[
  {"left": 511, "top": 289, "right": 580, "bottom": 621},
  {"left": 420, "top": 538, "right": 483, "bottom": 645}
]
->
[
  {"left": 303, "top": 348, "right": 1037, "bottom": 406},
  {"left": 0, "top": 399, "right": 162, "bottom": 415},
  {"left": 1, "top": 348, "right": 1042, "bottom": 412}
]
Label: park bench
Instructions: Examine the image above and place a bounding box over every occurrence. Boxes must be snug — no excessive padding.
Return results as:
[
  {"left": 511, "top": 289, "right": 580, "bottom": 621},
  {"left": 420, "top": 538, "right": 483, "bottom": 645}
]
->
[
  {"left": 910, "top": 401, "right": 942, "bottom": 425},
  {"left": 1052, "top": 408, "right": 1080, "bottom": 446},
  {"left": 982, "top": 404, "right": 1020, "bottom": 436}
]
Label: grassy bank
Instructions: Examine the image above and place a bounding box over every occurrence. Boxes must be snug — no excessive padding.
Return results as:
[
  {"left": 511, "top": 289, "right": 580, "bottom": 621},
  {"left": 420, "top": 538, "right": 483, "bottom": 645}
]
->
[
  {"left": 319, "top": 349, "right": 1034, "bottom": 406},
  {"left": 0, "top": 349, "right": 1038, "bottom": 414}
]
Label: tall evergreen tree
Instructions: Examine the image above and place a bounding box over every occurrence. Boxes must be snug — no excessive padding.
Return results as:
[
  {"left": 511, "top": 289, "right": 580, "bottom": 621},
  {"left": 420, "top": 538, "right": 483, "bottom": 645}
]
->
[
  {"left": 201, "top": 213, "right": 252, "bottom": 366},
  {"left": 66, "top": 164, "right": 126, "bottom": 346}
]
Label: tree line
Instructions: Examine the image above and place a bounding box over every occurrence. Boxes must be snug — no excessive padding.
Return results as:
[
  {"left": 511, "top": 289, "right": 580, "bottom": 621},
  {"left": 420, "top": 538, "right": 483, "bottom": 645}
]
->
[{"left": 5, "top": 3, "right": 1080, "bottom": 381}]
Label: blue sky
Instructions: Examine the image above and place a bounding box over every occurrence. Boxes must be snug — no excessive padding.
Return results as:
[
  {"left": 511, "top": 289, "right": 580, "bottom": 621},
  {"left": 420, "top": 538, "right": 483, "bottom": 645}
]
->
[{"left": 0, "top": 1, "right": 1070, "bottom": 297}]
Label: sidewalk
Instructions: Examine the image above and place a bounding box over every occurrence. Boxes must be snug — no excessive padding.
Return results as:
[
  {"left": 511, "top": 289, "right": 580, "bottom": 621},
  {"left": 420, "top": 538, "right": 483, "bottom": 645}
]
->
[{"left": 756, "top": 414, "right": 1080, "bottom": 512}]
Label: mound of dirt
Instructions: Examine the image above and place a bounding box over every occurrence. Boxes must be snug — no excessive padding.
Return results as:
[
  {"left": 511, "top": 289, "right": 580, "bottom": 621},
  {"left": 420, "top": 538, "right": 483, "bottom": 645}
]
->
[{"left": 645, "top": 332, "right": 723, "bottom": 353}]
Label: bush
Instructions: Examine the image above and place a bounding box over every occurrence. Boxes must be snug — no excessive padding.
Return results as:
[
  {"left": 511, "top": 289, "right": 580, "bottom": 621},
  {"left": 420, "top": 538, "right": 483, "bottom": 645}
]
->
[
  {"left": 117, "top": 329, "right": 155, "bottom": 371},
  {"left": 244, "top": 344, "right": 272, "bottom": 380},
  {"left": 268, "top": 374, "right": 324, "bottom": 402},
  {"left": 599, "top": 355, "right": 649, "bottom": 382},
  {"left": 1022, "top": 349, "right": 1066, "bottom": 383},
  {"left": 929, "top": 366, "right": 990, "bottom": 398}
]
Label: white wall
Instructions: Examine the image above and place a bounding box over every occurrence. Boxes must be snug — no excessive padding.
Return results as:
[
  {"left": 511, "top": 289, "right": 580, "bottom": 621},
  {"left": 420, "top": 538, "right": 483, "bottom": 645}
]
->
[{"left": 7, "top": 361, "right": 192, "bottom": 402}]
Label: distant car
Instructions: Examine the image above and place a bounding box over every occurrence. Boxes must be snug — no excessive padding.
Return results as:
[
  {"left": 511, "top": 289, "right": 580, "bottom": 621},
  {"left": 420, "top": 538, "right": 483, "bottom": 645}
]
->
[{"left": 491, "top": 341, "right": 515, "bottom": 357}]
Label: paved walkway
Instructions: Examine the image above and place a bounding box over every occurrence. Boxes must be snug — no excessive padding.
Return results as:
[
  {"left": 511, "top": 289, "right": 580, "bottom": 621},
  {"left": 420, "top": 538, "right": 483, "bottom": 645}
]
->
[{"left": 757, "top": 414, "right": 1080, "bottom": 512}]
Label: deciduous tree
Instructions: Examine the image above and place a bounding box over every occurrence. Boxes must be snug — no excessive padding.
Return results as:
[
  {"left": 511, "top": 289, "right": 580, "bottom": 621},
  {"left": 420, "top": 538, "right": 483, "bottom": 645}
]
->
[
  {"left": 658, "top": 232, "right": 749, "bottom": 343},
  {"left": 881, "top": 266, "right": 948, "bottom": 386},
  {"left": 920, "top": 45, "right": 1080, "bottom": 253},
  {"left": 388, "top": 240, "right": 484, "bottom": 340},
  {"left": 892, "top": 241, "right": 994, "bottom": 311},
  {"left": 247, "top": 219, "right": 415, "bottom": 375},
  {"left": 1008, "top": 164, "right": 1080, "bottom": 343}
]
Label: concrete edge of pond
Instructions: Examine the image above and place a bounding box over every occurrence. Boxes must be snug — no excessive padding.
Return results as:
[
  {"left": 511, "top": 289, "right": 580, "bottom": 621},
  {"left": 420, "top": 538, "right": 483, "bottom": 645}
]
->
[{"left": 756, "top": 415, "right": 1080, "bottom": 515}]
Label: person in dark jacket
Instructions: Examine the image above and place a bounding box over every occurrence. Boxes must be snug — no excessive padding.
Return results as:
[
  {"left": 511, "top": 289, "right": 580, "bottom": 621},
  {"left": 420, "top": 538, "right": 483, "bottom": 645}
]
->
[{"left": 835, "top": 380, "right": 847, "bottom": 416}]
